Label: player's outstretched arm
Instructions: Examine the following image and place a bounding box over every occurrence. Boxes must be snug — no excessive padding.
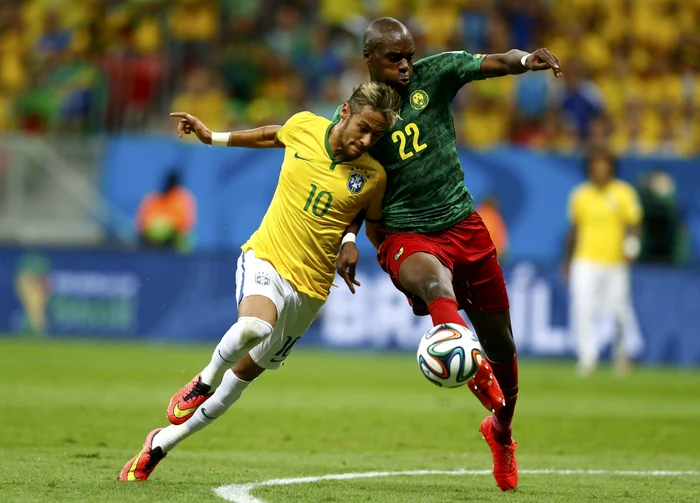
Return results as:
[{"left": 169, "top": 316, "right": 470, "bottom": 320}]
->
[
  {"left": 225, "top": 125, "right": 285, "bottom": 148},
  {"left": 480, "top": 48, "right": 562, "bottom": 79},
  {"left": 170, "top": 112, "right": 284, "bottom": 148}
]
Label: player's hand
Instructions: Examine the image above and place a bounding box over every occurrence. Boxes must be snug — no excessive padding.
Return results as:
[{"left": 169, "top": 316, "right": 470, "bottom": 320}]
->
[
  {"left": 525, "top": 48, "right": 562, "bottom": 78},
  {"left": 170, "top": 112, "right": 212, "bottom": 145},
  {"left": 336, "top": 242, "right": 361, "bottom": 294}
]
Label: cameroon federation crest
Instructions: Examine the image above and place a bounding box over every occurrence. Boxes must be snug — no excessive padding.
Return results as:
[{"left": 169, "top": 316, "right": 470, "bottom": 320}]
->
[
  {"left": 409, "top": 90, "right": 429, "bottom": 110},
  {"left": 347, "top": 170, "right": 367, "bottom": 194}
]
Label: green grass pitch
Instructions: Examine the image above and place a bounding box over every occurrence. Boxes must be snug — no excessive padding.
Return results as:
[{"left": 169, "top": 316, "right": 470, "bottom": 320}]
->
[{"left": 2, "top": 337, "right": 700, "bottom": 502}]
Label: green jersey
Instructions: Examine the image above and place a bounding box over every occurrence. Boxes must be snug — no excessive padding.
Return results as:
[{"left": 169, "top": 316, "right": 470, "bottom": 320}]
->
[{"left": 371, "top": 52, "right": 486, "bottom": 233}]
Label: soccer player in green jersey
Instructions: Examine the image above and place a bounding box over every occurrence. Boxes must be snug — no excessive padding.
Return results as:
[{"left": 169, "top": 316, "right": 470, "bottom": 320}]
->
[
  {"left": 170, "top": 17, "right": 562, "bottom": 492},
  {"left": 344, "top": 18, "right": 562, "bottom": 491}
]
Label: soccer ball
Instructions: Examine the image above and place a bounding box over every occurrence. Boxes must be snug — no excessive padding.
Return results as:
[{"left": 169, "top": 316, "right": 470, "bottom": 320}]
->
[{"left": 417, "top": 323, "right": 484, "bottom": 388}]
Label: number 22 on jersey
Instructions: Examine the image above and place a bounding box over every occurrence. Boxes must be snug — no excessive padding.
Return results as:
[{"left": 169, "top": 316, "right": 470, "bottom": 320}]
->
[{"left": 392, "top": 122, "right": 427, "bottom": 160}]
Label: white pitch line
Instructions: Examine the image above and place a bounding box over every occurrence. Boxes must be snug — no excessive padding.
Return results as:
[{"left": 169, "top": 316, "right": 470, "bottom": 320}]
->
[{"left": 213, "top": 468, "right": 700, "bottom": 503}]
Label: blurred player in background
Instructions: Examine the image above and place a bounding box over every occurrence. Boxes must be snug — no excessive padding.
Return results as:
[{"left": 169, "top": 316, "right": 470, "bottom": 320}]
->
[
  {"left": 563, "top": 152, "right": 643, "bottom": 376},
  {"left": 119, "top": 82, "right": 401, "bottom": 481}
]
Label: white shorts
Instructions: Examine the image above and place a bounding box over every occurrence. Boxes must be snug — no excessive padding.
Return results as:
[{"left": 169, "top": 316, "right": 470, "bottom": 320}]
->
[
  {"left": 570, "top": 259, "right": 630, "bottom": 320},
  {"left": 235, "top": 249, "right": 325, "bottom": 369}
]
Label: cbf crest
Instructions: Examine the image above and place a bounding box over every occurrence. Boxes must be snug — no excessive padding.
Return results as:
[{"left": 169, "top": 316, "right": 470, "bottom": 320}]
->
[
  {"left": 409, "top": 90, "right": 429, "bottom": 110},
  {"left": 255, "top": 272, "right": 271, "bottom": 286},
  {"left": 347, "top": 169, "right": 367, "bottom": 194}
]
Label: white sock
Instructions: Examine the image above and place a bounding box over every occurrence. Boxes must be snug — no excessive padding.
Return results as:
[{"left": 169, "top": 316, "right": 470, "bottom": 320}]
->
[
  {"left": 153, "top": 370, "right": 253, "bottom": 453},
  {"left": 200, "top": 317, "right": 272, "bottom": 389}
]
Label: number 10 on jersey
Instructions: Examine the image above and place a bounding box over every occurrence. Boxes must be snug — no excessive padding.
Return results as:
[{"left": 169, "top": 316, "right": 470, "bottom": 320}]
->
[{"left": 304, "top": 184, "right": 332, "bottom": 217}]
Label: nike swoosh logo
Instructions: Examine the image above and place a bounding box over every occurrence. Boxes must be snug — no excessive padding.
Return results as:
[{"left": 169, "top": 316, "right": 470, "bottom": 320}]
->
[
  {"left": 127, "top": 453, "right": 141, "bottom": 481},
  {"left": 294, "top": 152, "right": 311, "bottom": 162},
  {"left": 172, "top": 402, "right": 197, "bottom": 418}
]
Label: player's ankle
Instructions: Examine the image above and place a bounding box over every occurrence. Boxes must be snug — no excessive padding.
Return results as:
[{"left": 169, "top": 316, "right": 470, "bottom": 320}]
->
[
  {"left": 496, "top": 431, "right": 513, "bottom": 446},
  {"left": 493, "top": 426, "right": 513, "bottom": 446},
  {"left": 492, "top": 415, "right": 513, "bottom": 442},
  {"left": 200, "top": 367, "right": 223, "bottom": 390},
  {"left": 427, "top": 297, "right": 465, "bottom": 326}
]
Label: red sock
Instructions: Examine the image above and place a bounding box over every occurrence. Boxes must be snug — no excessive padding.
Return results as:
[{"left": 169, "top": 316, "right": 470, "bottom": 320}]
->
[
  {"left": 490, "top": 355, "right": 519, "bottom": 445},
  {"left": 428, "top": 297, "right": 466, "bottom": 327}
]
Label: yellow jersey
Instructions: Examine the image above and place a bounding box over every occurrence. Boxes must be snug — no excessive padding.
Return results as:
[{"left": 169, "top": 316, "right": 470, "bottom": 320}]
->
[
  {"left": 243, "top": 112, "right": 386, "bottom": 300},
  {"left": 569, "top": 179, "right": 642, "bottom": 264}
]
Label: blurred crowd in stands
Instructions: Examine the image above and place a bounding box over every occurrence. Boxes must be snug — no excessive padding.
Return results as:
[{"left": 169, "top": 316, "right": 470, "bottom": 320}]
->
[{"left": 1, "top": 0, "right": 698, "bottom": 156}]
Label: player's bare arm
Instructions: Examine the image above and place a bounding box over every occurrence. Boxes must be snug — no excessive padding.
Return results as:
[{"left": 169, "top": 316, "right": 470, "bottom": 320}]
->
[
  {"left": 624, "top": 224, "right": 642, "bottom": 262},
  {"left": 363, "top": 171, "right": 386, "bottom": 250},
  {"left": 227, "top": 125, "right": 285, "bottom": 148},
  {"left": 480, "top": 48, "right": 562, "bottom": 79},
  {"left": 561, "top": 225, "right": 577, "bottom": 282},
  {"left": 336, "top": 211, "right": 365, "bottom": 294},
  {"left": 170, "top": 112, "right": 284, "bottom": 148},
  {"left": 365, "top": 217, "right": 383, "bottom": 250},
  {"left": 629, "top": 224, "right": 642, "bottom": 241},
  {"left": 344, "top": 180, "right": 382, "bottom": 250}
]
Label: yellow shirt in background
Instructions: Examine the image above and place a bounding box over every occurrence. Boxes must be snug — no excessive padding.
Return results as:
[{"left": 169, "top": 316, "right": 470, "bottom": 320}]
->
[
  {"left": 569, "top": 180, "right": 642, "bottom": 264},
  {"left": 169, "top": 0, "right": 218, "bottom": 42},
  {"left": 243, "top": 112, "right": 386, "bottom": 300}
]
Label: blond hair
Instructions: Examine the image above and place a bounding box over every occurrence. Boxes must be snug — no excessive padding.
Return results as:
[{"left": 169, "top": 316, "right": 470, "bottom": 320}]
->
[{"left": 347, "top": 81, "right": 402, "bottom": 128}]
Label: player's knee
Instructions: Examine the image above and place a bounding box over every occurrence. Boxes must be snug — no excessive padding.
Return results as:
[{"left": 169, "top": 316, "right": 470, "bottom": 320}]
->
[
  {"left": 421, "top": 277, "right": 454, "bottom": 303},
  {"left": 399, "top": 253, "right": 453, "bottom": 302},
  {"left": 235, "top": 316, "right": 273, "bottom": 346}
]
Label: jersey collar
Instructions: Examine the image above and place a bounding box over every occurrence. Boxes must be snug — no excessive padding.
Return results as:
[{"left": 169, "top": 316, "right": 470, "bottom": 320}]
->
[{"left": 324, "top": 119, "right": 353, "bottom": 166}]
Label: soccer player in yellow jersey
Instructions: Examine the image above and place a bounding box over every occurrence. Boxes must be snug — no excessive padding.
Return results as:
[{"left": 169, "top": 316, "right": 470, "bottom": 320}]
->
[
  {"left": 119, "top": 82, "right": 401, "bottom": 482},
  {"left": 563, "top": 152, "right": 643, "bottom": 376}
]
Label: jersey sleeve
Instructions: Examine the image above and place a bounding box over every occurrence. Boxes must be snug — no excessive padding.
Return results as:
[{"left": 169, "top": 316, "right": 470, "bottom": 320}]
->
[
  {"left": 276, "top": 111, "right": 315, "bottom": 146},
  {"left": 365, "top": 169, "right": 386, "bottom": 223},
  {"left": 622, "top": 184, "right": 643, "bottom": 225},
  {"left": 430, "top": 51, "right": 487, "bottom": 98}
]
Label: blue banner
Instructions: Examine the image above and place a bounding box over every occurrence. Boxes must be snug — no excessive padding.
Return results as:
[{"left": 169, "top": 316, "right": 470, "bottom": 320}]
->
[
  {"left": 102, "top": 137, "right": 700, "bottom": 262},
  {"left": 2, "top": 248, "right": 700, "bottom": 365}
]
